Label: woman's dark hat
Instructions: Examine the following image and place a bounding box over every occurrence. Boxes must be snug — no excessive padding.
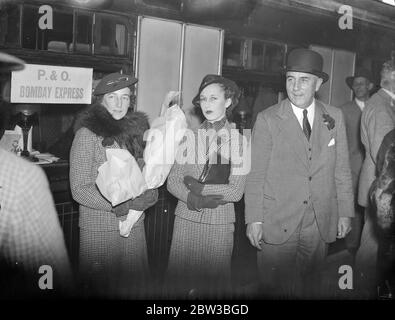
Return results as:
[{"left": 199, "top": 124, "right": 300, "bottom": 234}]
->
[
  {"left": 93, "top": 72, "right": 137, "bottom": 96},
  {"left": 192, "top": 74, "right": 240, "bottom": 107},
  {"left": 345, "top": 68, "right": 374, "bottom": 89},
  {"left": 284, "top": 48, "right": 329, "bottom": 83},
  {"left": 0, "top": 52, "right": 25, "bottom": 72}
]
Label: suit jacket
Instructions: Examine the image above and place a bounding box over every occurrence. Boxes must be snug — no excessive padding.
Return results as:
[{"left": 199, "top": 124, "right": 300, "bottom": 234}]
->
[
  {"left": 245, "top": 99, "right": 354, "bottom": 244},
  {"left": 358, "top": 89, "right": 395, "bottom": 207},
  {"left": 0, "top": 149, "right": 72, "bottom": 296},
  {"left": 167, "top": 120, "right": 247, "bottom": 225},
  {"left": 339, "top": 100, "right": 364, "bottom": 196}
]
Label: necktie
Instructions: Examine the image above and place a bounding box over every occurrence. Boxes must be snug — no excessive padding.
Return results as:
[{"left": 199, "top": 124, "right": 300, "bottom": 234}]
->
[{"left": 303, "top": 109, "right": 311, "bottom": 141}]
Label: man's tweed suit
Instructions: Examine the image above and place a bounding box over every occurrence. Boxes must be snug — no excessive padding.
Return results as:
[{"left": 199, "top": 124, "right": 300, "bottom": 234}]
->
[
  {"left": 0, "top": 149, "right": 72, "bottom": 297},
  {"left": 245, "top": 99, "right": 354, "bottom": 297},
  {"left": 356, "top": 89, "right": 395, "bottom": 296},
  {"left": 166, "top": 120, "right": 247, "bottom": 297}
]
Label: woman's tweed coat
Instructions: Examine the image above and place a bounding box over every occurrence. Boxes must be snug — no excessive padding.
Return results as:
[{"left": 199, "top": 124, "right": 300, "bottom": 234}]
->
[
  {"left": 69, "top": 104, "right": 157, "bottom": 298},
  {"left": 166, "top": 119, "right": 248, "bottom": 297}
]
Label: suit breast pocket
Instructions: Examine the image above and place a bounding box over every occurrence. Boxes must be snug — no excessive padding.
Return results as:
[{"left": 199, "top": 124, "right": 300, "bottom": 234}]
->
[{"left": 263, "top": 194, "right": 276, "bottom": 211}]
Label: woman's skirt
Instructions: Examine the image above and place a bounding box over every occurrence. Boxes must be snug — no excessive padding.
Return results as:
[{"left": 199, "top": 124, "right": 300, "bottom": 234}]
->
[
  {"left": 78, "top": 220, "right": 150, "bottom": 299},
  {"left": 165, "top": 216, "right": 234, "bottom": 299}
]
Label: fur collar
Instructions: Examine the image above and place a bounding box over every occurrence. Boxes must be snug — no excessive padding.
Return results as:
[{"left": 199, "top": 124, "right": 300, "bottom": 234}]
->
[{"left": 74, "top": 103, "right": 149, "bottom": 158}]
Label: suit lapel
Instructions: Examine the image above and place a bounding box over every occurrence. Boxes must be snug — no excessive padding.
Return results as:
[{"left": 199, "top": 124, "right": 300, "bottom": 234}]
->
[
  {"left": 276, "top": 100, "right": 309, "bottom": 170},
  {"left": 311, "top": 101, "right": 332, "bottom": 173}
]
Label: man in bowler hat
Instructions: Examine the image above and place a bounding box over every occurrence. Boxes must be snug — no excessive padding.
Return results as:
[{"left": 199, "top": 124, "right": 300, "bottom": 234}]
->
[
  {"left": 339, "top": 68, "right": 374, "bottom": 258},
  {"left": 245, "top": 48, "right": 354, "bottom": 298}
]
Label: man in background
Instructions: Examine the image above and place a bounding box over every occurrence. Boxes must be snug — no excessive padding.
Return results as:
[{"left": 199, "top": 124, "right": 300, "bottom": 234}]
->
[
  {"left": 339, "top": 68, "right": 374, "bottom": 258},
  {"left": 0, "top": 52, "right": 72, "bottom": 298},
  {"left": 357, "top": 59, "right": 395, "bottom": 297}
]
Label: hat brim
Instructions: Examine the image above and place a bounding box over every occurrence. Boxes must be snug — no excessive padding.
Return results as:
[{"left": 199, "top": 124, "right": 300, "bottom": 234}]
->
[
  {"left": 93, "top": 76, "right": 138, "bottom": 96},
  {"left": 284, "top": 67, "right": 329, "bottom": 84},
  {"left": 0, "top": 52, "right": 25, "bottom": 73},
  {"left": 345, "top": 75, "right": 373, "bottom": 89}
]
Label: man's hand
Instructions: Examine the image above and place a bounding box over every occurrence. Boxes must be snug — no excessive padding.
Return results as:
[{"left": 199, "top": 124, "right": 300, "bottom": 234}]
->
[
  {"left": 246, "top": 222, "right": 264, "bottom": 250},
  {"left": 184, "top": 175, "right": 204, "bottom": 195},
  {"left": 337, "top": 217, "right": 352, "bottom": 238}
]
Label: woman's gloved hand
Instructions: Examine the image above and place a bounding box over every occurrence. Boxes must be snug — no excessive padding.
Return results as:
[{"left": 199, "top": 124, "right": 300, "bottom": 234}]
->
[
  {"left": 112, "top": 189, "right": 159, "bottom": 217},
  {"left": 186, "top": 192, "right": 225, "bottom": 211},
  {"left": 129, "top": 188, "right": 158, "bottom": 211},
  {"left": 184, "top": 175, "right": 204, "bottom": 195}
]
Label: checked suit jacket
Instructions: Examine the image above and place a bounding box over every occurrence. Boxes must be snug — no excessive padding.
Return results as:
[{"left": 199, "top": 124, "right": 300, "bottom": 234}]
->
[{"left": 245, "top": 99, "right": 354, "bottom": 244}]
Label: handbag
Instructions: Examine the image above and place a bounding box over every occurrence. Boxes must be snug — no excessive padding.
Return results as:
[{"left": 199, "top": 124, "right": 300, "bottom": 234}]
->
[{"left": 198, "top": 151, "right": 231, "bottom": 184}]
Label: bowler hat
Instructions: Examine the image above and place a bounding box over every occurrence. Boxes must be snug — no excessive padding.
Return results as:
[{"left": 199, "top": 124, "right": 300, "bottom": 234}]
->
[
  {"left": 192, "top": 74, "right": 240, "bottom": 107},
  {"left": 345, "top": 67, "right": 373, "bottom": 89},
  {"left": 93, "top": 72, "right": 137, "bottom": 96},
  {"left": 284, "top": 48, "right": 329, "bottom": 83},
  {"left": 0, "top": 52, "right": 25, "bottom": 72}
]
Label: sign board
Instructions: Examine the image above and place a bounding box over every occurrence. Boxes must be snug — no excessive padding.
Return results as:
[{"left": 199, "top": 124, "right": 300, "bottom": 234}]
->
[{"left": 11, "top": 64, "right": 93, "bottom": 104}]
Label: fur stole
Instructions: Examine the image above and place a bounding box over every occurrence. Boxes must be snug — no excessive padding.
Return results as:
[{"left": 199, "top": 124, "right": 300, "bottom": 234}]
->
[{"left": 74, "top": 103, "right": 149, "bottom": 158}]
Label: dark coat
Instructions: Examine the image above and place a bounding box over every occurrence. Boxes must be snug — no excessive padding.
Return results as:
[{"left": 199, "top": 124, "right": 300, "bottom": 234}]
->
[{"left": 70, "top": 103, "right": 158, "bottom": 230}]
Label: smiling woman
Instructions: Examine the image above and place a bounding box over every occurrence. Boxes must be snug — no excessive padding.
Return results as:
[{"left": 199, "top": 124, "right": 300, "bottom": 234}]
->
[{"left": 69, "top": 72, "right": 159, "bottom": 298}]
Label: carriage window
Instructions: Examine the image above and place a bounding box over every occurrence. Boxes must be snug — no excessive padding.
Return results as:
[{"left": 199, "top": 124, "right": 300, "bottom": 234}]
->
[
  {"left": 94, "top": 14, "right": 129, "bottom": 56},
  {"left": 223, "top": 38, "right": 244, "bottom": 67},
  {"left": 43, "top": 9, "right": 73, "bottom": 52},
  {"left": 250, "top": 40, "right": 285, "bottom": 72},
  {"left": 0, "top": 4, "right": 21, "bottom": 47},
  {"left": 73, "top": 12, "right": 93, "bottom": 54},
  {"left": 22, "top": 6, "right": 73, "bottom": 52}
]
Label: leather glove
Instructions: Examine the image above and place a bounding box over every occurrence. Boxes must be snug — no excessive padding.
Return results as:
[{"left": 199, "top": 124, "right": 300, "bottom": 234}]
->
[
  {"left": 187, "top": 192, "right": 225, "bottom": 211},
  {"left": 112, "top": 189, "right": 158, "bottom": 217},
  {"left": 184, "top": 175, "right": 204, "bottom": 195},
  {"left": 112, "top": 200, "right": 130, "bottom": 217},
  {"left": 129, "top": 188, "right": 158, "bottom": 212}
]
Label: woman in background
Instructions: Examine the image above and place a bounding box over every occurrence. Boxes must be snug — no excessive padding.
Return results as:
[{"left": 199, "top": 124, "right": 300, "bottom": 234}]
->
[
  {"left": 70, "top": 73, "right": 158, "bottom": 298},
  {"left": 166, "top": 74, "right": 247, "bottom": 298}
]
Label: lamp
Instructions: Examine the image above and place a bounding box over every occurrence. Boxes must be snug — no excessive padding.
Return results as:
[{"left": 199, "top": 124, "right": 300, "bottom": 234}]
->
[
  {"left": 232, "top": 91, "right": 252, "bottom": 131},
  {"left": 12, "top": 104, "right": 39, "bottom": 162}
]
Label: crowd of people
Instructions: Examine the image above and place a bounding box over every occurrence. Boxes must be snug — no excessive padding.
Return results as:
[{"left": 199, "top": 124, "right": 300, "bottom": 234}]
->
[{"left": 0, "top": 47, "right": 394, "bottom": 299}]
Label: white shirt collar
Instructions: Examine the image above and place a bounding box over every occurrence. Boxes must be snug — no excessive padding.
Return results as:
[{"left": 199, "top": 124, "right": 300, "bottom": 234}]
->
[
  {"left": 354, "top": 98, "right": 365, "bottom": 111},
  {"left": 290, "top": 100, "right": 315, "bottom": 130},
  {"left": 382, "top": 88, "right": 395, "bottom": 101}
]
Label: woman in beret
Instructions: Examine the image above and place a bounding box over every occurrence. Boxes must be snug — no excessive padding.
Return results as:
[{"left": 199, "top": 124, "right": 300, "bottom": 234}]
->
[
  {"left": 165, "top": 74, "right": 248, "bottom": 298},
  {"left": 70, "top": 73, "right": 158, "bottom": 298}
]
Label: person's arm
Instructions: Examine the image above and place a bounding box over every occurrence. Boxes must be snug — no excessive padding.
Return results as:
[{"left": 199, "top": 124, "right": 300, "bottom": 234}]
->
[
  {"left": 113, "top": 189, "right": 159, "bottom": 217},
  {"left": 244, "top": 112, "right": 273, "bottom": 224},
  {"left": 69, "top": 127, "right": 112, "bottom": 211},
  {"left": 334, "top": 110, "right": 355, "bottom": 218},
  {"left": 367, "top": 108, "right": 395, "bottom": 165}
]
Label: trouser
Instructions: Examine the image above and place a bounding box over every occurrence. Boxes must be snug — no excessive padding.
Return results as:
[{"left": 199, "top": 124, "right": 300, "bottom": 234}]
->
[
  {"left": 345, "top": 204, "right": 365, "bottom": 256},
  {"left": 256, "top": 207, "right": 327, "bottom": 299},
  {"left": 355, "top": 207, "right": 379, "bottom": 298}
]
